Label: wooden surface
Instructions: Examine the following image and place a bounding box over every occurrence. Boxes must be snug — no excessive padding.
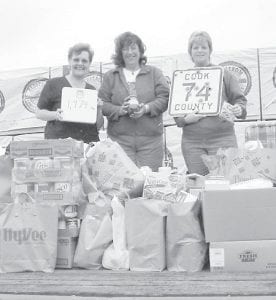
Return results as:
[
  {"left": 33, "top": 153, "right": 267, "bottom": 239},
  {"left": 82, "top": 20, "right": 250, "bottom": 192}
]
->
[{"left": 0, "top": 270, "right": 276, "bottom": 297}]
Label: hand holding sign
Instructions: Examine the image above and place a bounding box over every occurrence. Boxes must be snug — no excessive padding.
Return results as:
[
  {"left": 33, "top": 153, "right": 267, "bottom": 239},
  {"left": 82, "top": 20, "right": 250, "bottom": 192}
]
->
[
  {"left": 232, "top": 104, "right": 242, "bottom": 117},
  {"left": 219, "top": 102, "right": 243, "bottom": 123},
  {"left": 219, "top": 102, "right": 236, "bottom": 123},
  {"left": 55, "top": 108, "right": 63, "bottom": 121}
]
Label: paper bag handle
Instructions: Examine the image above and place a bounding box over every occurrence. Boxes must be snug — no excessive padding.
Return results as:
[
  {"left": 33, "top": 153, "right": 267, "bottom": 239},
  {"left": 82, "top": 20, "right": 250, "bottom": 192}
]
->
[{"left": 13, "top": 193, "right": 38, "bottom": 217}]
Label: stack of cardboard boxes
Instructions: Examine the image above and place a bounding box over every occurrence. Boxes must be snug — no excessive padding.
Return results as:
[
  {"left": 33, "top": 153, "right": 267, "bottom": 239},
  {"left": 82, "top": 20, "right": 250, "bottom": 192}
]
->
[
  {"left": 10, "top": 139, "right": 84, "bottom": 269},
  {"left": 203, "top": 188, "right": 276, "bottom": 272}
]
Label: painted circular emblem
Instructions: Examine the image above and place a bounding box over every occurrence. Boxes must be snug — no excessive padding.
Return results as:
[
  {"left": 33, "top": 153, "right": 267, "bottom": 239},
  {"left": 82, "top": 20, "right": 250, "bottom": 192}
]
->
[
  {"left": 0, "top": 90, "right": 5, "bottom": 114},
  {"left": 85, "top": 71, "right": 103, "bottom": 90},
  {"left": 273, "top": 67, "right": 276, "bottom": 88},
  {"left": 22, "top": 78, "right": 48, "bottom": 113},
  {"left": 219, "top": 61, "right": 252, "bottom": 96}
]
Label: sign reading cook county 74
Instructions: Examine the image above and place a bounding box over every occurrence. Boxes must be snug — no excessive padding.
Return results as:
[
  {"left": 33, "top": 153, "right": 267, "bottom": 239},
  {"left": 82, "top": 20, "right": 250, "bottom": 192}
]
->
[
  {"left": 61, "top": 87, "right": 97, "bottom": 124},
  {"left": 169, "top": 67, "right": 224, "bottom": 116}
]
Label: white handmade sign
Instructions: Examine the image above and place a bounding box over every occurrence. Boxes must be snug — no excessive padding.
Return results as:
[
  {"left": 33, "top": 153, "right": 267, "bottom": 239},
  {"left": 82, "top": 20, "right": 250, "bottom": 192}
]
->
[
  {"left": 61, "top": 87, "right": 97, "bottom": 124},
  {"left": 169, "top": 67, "right": 224, "bottom": 116}
]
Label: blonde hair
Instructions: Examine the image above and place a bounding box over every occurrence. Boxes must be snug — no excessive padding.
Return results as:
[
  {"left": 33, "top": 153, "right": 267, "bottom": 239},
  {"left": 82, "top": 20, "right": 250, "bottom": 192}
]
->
[{"left": 188, "top": 31, "right": 213, "bottom": 56}]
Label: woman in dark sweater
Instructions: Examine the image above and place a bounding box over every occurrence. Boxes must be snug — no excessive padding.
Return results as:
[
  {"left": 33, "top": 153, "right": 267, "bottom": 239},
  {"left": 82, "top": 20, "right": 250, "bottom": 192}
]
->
[
  {"left": 175, "top": 31, "right": 247, "bottom": 175},
  {"left": 36, "top": 43, "right": 103, "bottom": 143}
]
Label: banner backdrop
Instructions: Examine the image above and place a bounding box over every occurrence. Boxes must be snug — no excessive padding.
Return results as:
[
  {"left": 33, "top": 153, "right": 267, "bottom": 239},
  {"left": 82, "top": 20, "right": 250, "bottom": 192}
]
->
[
  {"left": 259, "top": 48, "right": 276, "bottom": 119},
  {"left": 0, "top": 67, "right": 50, "bottom": 133},
  {"left": 0, "top": 48, "right": 276, "bottom": 148},
  {"left": 213, "top": 49, "right": 260, "bottom": 120}
]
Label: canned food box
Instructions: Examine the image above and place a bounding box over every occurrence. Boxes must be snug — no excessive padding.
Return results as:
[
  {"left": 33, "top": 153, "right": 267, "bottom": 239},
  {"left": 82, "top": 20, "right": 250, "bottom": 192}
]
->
[
  {"left": 12, "top": 183, "right": 34, "bottom": 194},
  {"left": 54, "top": 157, "right": 73, "bottom": 169},
  {"left": 10, "top": 139, "right": 84, "bottom": 158},
  {"left": 54, "top": 182, "right": 71, "bottom": 192},
  {"left": 32, "top": 158, "right": 53, "bottom": 170},
  {"left": 14, "top": 158, "right": 30, "bottom": 169},
  {"left": 34, "top": 182, "right": 52, "bottom": 193},
  {"left": 12, "top": 168, "right": 77, "bottom": 183},
  {"left": 34, "top": 192, "right": 74, "bottom": 204}
]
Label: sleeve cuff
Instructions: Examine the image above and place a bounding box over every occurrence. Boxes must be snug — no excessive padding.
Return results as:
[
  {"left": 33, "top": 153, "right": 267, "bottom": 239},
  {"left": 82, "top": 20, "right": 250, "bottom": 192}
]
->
[{"left": 144, "top": 104, "right": 150, "bottom": 114}]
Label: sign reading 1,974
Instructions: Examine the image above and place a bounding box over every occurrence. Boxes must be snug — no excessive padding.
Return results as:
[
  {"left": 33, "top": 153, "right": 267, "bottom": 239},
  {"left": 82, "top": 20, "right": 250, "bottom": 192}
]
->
[
  {"left": 61, "top": 87, "right": 97, "bottom": 124},
  {"left": 169, "top": 67, "right": 224, "bottom": 116}
]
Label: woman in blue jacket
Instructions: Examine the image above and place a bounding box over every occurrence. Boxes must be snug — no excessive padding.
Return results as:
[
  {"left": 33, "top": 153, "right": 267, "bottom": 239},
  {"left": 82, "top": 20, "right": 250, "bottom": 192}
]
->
[{"left": 98, "top": 32, "right": 169, "bottom": 171}]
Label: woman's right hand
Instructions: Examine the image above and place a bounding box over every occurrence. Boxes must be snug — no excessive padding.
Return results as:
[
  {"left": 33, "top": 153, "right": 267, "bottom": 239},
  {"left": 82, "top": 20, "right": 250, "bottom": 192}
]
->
[
  {"left": 55, "top": 108, "right": 63, "bottom": 121},
  {"left": 118, "top": 96, "right": 130, "bottom": 116}
]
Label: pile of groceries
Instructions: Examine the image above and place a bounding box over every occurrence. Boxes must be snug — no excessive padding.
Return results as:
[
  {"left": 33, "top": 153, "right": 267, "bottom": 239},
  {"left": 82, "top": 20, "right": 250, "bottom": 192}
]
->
[{"left": 0, "top": 137, "right": 276, "bottom": 273}]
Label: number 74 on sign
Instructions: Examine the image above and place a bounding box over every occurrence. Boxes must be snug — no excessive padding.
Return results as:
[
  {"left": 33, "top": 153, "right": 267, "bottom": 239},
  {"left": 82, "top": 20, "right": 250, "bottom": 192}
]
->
[{"left": 168, "top": 67, "right": 224, "bottom": 116}]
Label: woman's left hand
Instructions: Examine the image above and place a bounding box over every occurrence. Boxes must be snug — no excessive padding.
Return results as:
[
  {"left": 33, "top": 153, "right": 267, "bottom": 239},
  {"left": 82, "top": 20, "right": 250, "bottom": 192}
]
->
[
  {"left": 130, "top": 103, "right": 146, "bottom": 119},
  {"left": 97, "top": 98, "right": 103, "bottom": 107},
  {"left": 232, "top": 104, "right": 242, "bottom": 117}
]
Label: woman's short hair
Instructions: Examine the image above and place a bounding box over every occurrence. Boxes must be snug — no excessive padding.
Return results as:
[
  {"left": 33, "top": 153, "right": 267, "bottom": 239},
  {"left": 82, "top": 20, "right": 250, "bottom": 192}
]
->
[
  {"left": 68, "top": 43, "right": 94, "bottom": 62},
  {"left": 112, "top": 32, "right": 147, "bottom": 67},
  {"left": 188, "top": 31, "right": 213, "bottom": 56}
]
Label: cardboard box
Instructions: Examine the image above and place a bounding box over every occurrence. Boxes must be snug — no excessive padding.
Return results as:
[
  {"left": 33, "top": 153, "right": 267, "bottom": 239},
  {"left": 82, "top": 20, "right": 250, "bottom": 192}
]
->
[
  {"left": 34, "top": 192, "right": 76, "bottom": 205},
  {"left": 10, "top": 139, "right": 84, "bottom": 158},
  {"left": 143, "top": 172, "right": 185, "bottom": 203},
  {"left": 12, "top": 168, "right": 80, "bottom": 183},
  {"left": 56, "top": 228, "right": 78, "bottom": 269},
  {"left": 203, "top": 188, "right": 276, "bottom": 242},
  {"left": 210, "top": 240, "right": 276, "bottom": 272}
]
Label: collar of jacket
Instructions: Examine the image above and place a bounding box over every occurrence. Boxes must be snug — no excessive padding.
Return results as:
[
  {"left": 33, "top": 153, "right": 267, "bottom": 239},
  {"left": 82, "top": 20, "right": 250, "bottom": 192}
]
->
[
  {"left": 112, "top": 64, "right": 151, "bottom": 75},
  {"left": 193, "top": 63, "right": 215, "bottom": 68}
]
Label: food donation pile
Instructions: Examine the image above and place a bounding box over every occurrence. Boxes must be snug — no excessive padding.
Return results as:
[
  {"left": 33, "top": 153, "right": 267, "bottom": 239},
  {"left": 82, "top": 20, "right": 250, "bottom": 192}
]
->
[{"left": 0, "top": 137, "right": 276, "bottom": 273}]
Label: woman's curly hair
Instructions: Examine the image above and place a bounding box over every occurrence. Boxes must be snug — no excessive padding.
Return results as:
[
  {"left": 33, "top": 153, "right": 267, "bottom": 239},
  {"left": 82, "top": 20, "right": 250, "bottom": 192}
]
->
[{"left": 112, "top": 32, "right": 147, "bottom": 67}]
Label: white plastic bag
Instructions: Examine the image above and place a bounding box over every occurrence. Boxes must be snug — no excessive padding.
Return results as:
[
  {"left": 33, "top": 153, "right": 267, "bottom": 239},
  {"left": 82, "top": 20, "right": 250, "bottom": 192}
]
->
[{"left": 102, "top": 196, "right": 129, "bottom": 270}]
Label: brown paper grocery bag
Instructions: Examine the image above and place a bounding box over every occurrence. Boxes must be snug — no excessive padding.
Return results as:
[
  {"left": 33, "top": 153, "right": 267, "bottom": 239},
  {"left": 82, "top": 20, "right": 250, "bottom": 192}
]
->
[
  {"left": 166, "top": 198, "right": 207, "bottom": 272},
  {"left": 125, "top": 198, "right": 168, "bottom": 271}
]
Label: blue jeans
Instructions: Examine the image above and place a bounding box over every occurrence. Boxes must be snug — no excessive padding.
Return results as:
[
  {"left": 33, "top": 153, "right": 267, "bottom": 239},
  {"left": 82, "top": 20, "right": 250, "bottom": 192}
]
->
[
  {"left": 109, "top": 134, "right": 163, "bottom": 172},
  {"left": 181, "top": 132, "right": 238, "bottom": 175}
]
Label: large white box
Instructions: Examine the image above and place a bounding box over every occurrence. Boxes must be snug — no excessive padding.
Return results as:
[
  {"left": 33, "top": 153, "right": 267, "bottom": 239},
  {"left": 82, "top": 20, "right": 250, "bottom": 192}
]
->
[{"left": 202, "top": 188, "right": 276, "bottom": 242}]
